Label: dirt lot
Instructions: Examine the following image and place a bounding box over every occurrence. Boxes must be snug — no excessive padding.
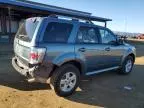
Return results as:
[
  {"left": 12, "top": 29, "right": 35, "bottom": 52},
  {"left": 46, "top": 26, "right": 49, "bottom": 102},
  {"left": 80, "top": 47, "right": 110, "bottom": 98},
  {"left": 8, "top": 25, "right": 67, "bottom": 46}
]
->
[{"left": 0, "top": 41, "right": 144, "bottom": 108}]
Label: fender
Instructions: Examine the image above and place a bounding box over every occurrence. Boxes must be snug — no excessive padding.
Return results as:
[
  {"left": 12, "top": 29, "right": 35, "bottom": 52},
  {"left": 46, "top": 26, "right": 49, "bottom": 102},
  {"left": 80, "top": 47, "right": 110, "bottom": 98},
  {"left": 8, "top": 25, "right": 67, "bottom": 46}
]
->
[{"left": 121, "top": 47, "right": 136, "bottom": 65}]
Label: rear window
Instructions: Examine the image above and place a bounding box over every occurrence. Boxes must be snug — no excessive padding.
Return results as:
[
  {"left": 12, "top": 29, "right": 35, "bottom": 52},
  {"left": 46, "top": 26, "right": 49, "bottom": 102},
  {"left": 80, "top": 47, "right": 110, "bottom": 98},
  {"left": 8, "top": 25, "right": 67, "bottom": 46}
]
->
[
  {"left": 43, "top": 22, "right": 73, "bottom": 43},
  {"left": 16, "top": 18, "right": 39, "bottom": 42}
]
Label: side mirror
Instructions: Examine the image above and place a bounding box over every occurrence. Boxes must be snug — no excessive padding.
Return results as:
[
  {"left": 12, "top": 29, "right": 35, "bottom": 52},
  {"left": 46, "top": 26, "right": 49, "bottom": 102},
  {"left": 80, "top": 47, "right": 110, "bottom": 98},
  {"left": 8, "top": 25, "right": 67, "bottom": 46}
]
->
[{"left": 117, "top": 38, "right": 124, "bottom": 45}]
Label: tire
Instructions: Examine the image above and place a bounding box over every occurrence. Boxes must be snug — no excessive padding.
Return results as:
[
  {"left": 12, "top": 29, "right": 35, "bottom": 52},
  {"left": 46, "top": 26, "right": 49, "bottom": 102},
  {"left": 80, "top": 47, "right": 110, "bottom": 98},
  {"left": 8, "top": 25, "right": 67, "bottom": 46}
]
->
[
  {"left": 118, "top": 56, "right": 134, "bottom": 74},
  {"left": 50, "top": 64, "right": 80, "bottom": 97}
]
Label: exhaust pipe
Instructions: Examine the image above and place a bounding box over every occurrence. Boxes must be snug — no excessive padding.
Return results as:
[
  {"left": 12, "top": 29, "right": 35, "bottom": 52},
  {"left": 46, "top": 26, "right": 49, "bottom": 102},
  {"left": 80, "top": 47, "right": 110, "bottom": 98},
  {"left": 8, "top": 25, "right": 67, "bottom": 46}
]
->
[
  {"left": 27, "top": 78, "right": 36, "bottom": 83},
  {"left": 27, "top": 77, "right": 49, "bottom": 83}
]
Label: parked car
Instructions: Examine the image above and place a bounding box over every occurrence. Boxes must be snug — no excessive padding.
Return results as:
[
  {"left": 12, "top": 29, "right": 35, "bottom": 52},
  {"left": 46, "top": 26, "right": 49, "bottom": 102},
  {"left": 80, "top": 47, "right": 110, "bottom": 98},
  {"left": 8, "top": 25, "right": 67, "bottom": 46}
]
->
[
  {"left": 12, "top": 16, "right": 136, "bottom": 97},
  {"left": 136, "top": 34, "right": 144, "bottom": 39}
]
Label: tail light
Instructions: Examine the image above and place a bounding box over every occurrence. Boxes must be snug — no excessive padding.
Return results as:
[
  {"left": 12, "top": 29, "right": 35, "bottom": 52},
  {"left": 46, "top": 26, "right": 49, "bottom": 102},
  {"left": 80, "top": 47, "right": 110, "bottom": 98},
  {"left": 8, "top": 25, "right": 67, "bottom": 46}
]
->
[{"left": 29, "top": 47, "right": 46, "bottom": 64}]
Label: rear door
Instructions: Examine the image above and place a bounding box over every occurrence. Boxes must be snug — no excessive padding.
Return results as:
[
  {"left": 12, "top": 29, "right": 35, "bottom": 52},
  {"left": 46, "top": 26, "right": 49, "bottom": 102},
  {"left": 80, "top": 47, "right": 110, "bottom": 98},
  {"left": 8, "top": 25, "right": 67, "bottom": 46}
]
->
[{"left": 75, "top": 25, "right": 105, "bottom": 72}]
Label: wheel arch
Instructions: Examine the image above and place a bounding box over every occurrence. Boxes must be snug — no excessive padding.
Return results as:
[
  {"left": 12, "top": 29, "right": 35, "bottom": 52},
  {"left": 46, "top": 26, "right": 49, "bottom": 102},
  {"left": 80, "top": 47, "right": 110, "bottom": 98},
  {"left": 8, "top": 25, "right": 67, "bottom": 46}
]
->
[
  {"left": 128, "top": 53, "right": 135, "bottom": 62},
  {"left": 121, "top": 53, "right": 136, "bottom": 66},
  {"left": 52, "top": 60, "right": 85, "bottom": 76}
]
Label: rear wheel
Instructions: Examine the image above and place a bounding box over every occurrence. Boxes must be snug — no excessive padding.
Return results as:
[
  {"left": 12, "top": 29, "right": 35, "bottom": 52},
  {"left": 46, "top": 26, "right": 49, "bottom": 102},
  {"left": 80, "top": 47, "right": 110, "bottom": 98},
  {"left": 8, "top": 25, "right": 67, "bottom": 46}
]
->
[
  {"left": 118, "top": 56, "right": 134, "bottom": 74},
  {"left": 50, "top": 64, "right": 80, "bottom": 97}
]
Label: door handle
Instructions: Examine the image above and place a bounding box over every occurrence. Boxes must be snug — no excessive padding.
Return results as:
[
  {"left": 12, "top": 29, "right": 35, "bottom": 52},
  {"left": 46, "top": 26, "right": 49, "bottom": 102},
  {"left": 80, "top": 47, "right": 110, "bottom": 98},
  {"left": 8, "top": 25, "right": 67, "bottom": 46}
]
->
[
  {"left": 105, "top": 47, "right": 111, "bottom": 51},
  {"left": 78, "top": 48, "right": 86, "bottom": 52}
]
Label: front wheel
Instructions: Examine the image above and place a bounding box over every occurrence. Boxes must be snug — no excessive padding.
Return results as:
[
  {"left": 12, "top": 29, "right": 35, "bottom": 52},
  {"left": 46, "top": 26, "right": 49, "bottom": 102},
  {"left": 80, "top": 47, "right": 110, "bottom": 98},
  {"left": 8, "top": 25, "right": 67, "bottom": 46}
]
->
[
  {"left": 118, "top": 56, "right": 134, "bottom": 74},
  {"left": 50, "top": 64, "right": 80, "bottom": 97}
]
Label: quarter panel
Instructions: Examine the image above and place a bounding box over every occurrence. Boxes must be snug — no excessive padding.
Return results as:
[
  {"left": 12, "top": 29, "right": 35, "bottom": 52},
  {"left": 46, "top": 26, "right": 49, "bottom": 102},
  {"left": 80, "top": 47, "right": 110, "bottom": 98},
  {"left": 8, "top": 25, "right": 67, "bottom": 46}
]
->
[
  {"left": 39, "top": 43, "right": 76, "bottom": 66},
  {"left": 53, "top": 52, "right": 76, "bottom": 66}
]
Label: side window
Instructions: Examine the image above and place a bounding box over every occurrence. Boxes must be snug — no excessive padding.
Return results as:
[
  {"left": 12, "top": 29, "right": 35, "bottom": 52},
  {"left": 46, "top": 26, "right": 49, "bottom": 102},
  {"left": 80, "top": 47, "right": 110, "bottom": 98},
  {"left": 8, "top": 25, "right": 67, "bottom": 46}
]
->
[
  {"left": 99, "top": 29, "right": 116, "bottom": 44},
  {"left": 77, "top": 26, "right": 99, "bottom": 44},
  {"left": 43, "top": 22, "right": 73, "bottom": 43}
]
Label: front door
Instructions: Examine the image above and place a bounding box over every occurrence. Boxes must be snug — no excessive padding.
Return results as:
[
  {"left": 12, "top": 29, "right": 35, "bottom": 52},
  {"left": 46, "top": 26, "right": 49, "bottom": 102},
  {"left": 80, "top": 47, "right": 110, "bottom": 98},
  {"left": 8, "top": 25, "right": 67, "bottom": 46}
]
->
[{"left": 99, "top": 28, "right": 123, "bottom": 68}]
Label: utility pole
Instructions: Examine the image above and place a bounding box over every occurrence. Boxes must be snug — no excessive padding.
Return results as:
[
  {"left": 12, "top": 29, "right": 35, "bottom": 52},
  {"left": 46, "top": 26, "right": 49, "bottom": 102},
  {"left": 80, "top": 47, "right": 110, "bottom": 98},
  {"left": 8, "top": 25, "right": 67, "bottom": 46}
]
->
[
  {"left": 124, "top": 17, "right": 127, "bottom": 38},
  {"left": 8, "top": 7, "right": 12, "bottom": 43}
]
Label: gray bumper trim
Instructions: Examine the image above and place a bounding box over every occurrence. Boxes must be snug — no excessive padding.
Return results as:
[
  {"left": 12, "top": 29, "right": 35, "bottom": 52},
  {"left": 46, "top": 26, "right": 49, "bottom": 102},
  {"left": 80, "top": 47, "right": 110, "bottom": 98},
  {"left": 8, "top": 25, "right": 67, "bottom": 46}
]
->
[{"left": 12, "top": 57, "right": 28, "bottom": 76}]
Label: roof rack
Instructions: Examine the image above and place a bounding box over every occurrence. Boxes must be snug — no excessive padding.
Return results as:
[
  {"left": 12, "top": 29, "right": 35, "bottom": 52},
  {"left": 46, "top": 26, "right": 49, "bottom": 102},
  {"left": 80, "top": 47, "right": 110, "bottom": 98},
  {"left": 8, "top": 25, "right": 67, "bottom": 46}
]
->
[
  {"left": 49, "top": 14, "right": 110, "bottom": 26},
  {"left": 0, "top": 0, "right": 112, "bottom": 27},
  {"left": 49, "top": 14, "right": 112, "bottom": 27}
]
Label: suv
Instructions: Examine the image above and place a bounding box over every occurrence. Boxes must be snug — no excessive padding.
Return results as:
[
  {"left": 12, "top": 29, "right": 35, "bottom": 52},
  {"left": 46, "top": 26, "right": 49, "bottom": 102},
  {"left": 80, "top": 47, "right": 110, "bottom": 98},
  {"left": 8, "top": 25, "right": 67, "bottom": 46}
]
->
[{"left": 12, "top": 17, "right": 136, "bottom": 97}]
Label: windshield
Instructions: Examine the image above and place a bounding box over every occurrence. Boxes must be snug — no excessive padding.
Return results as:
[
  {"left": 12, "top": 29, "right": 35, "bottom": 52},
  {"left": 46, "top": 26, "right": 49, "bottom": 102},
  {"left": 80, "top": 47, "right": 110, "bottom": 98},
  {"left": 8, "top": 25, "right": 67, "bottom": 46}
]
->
[{"left": 16, "top": 18, "right": 39, "bottom": 42}]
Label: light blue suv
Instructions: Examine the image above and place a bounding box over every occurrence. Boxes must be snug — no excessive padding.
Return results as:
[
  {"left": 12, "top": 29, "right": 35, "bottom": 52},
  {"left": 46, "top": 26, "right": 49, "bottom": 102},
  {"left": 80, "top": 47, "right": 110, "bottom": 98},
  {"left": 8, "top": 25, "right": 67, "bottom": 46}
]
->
[{"left": 12, "top": 16, "right": 136, "bottom": 97}]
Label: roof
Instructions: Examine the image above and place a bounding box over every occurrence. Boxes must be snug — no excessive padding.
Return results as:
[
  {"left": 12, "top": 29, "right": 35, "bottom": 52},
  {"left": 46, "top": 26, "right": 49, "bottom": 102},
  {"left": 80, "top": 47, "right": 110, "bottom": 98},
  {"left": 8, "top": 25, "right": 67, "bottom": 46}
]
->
[{"left": 0, "top": 0, "right": 112, "bottom": 22}]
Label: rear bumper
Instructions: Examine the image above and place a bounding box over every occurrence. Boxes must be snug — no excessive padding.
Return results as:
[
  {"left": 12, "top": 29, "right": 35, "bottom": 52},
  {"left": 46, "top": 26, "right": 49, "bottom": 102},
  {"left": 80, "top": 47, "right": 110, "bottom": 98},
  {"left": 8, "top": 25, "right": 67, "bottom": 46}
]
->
[
  {"left": 12, "top": 56, "right": 53, "bottom": 83},
  {"left": 12, "top": 57, "right": 29, "bottom": 76}
]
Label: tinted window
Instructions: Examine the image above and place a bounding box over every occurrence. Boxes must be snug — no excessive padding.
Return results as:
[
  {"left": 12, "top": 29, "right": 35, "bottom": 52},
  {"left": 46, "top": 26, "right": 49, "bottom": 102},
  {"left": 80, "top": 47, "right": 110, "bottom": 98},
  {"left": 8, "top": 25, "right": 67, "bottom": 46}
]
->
[
  {"left": 77, "top": 26, "right": 99, "bottom": 44},
  {"left": 43, "top": 22, "right": 73, "bottom": 43},
  {"left": 16, "top": 18, "right": 39, "bottom": 42},
  {"left": 99, "top": 29, "right": 116, "bottom": 44}
]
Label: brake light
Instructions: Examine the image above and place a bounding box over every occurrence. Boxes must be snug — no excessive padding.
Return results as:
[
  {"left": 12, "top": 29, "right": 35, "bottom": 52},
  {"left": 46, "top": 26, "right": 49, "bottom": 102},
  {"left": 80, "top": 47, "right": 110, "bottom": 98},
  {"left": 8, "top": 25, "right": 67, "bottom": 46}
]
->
[
  {"left": 29, "top": 47, "right": 46, "bottom": 64},
  {"left": 30, "top": 53, "right": 39, "bottom": 60}
]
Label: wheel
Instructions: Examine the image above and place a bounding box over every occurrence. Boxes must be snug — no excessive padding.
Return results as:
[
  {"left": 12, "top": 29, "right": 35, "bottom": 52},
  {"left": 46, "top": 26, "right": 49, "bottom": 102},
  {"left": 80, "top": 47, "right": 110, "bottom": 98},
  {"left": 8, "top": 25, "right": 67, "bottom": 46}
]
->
[
  {"left": 50, "top": 64, "right": 80, "bottom": 97},
  {"left": 118, "top": 56, "right": 134, "bottom": 74}
]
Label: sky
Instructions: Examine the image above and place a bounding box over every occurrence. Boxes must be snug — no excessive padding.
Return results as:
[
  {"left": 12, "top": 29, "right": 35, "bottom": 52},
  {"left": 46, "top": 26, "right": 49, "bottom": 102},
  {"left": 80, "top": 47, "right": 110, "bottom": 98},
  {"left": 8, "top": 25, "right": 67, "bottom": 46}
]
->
[{"left": 31, "top": 0, "right": 144, "bottom": 33}]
